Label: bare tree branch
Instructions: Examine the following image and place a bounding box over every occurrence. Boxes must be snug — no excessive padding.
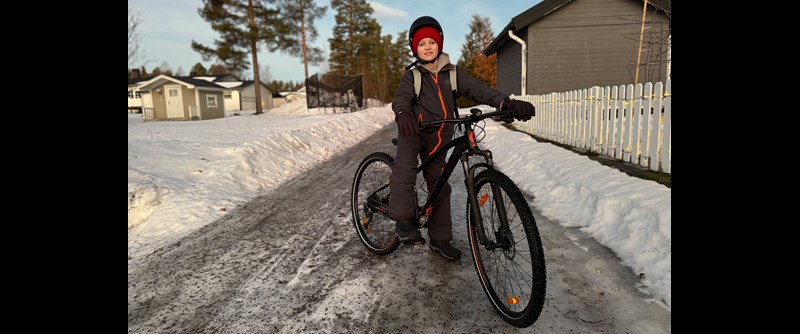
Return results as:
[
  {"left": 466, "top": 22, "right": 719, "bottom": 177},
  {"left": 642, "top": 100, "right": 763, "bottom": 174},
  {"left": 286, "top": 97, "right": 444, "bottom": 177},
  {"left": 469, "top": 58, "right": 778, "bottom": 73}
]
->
[{"left": 128, "top": 7, "right": 146, "bottom": 68}]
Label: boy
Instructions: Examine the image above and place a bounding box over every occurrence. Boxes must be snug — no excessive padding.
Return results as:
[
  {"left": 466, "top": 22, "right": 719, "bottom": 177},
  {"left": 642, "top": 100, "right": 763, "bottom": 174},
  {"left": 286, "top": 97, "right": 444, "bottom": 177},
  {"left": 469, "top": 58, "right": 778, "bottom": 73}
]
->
[{"left": 389, "top": 16, "right": 534, "bottom": 260}]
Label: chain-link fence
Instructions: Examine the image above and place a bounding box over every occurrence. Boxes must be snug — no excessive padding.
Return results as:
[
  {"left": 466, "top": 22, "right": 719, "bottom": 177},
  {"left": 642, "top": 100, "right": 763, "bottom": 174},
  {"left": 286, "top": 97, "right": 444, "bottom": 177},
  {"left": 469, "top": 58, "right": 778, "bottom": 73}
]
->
[{"left": 305, "top": 73, "right": 363, "bottom": 112}]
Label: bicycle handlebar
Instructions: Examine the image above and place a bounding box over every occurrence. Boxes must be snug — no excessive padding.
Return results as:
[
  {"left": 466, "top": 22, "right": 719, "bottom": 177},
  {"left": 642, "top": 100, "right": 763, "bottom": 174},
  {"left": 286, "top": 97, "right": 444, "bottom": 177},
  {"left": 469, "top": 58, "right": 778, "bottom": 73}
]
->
[{"left": 419, "top": 108, "right": 510, "bottom": 131}]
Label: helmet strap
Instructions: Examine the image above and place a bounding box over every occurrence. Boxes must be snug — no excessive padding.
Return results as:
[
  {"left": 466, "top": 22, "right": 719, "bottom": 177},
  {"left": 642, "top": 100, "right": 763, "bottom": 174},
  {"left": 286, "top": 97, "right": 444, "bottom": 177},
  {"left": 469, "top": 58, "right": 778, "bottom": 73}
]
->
[
  {"left": 405, "top": 53, "right": 440, "bottom": 70},
  {"left": 404, "top": 59, "right": 420, "bottom": 71}
]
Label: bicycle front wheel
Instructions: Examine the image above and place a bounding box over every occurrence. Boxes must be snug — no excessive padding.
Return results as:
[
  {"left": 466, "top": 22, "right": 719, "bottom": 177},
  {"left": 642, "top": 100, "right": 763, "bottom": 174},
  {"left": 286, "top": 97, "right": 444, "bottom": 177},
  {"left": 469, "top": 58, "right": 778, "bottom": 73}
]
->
[
  {"left": 467, "top": 169, "right": 546, "bottom": 328},
  {"left": 351, "top": 152, "right": 400, "bottom": 255}
]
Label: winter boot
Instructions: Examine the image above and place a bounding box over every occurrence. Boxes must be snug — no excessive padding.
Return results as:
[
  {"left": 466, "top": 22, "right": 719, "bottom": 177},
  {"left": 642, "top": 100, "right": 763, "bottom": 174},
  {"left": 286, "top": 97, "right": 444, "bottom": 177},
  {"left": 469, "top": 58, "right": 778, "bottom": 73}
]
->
[
  {"left": 396, "top": 219, "right": 425, "bottom": 245},
  {"left": 429, "top": 240, "right": 461, "bottom": 261}
]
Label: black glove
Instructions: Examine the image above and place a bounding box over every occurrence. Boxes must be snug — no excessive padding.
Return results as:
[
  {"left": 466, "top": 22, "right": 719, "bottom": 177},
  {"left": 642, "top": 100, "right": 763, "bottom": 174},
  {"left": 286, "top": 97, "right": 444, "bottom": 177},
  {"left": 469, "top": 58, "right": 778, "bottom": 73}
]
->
[
  {"left": 502, "top": 99, "right": 535, "bottom": 121},
  {"left": 395, "top": 111, "right": 419, "bottom": 137}
]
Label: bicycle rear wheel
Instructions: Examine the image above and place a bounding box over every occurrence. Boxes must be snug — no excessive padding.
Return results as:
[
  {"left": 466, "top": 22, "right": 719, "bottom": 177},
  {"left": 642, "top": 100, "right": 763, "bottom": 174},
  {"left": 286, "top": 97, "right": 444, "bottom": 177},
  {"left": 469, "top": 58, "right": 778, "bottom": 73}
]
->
[
  {"left": 351, "top": 152, "right": 400, "bottom": 255},
  {"left": 467, "top": 169, "right": 546, "bottom": 328}
]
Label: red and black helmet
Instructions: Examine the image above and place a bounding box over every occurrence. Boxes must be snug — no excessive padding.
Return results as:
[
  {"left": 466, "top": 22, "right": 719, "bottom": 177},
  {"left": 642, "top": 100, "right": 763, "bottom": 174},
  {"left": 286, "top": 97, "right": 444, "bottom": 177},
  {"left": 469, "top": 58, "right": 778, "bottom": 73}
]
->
[{"left": 408, "top": 16, "right": 443, "bottom": 58}]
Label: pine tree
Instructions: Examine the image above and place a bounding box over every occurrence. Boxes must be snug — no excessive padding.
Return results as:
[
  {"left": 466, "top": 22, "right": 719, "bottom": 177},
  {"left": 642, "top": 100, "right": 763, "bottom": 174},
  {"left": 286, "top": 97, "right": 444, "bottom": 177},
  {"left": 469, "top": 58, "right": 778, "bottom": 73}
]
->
[
  {"left": 328, "top": 0, "right": 391, "bottom": 102},
  {"left": 209, "top": 64, "right": 228, "bottom": 75},
  {"left": 387, "top": 30, "right": 412, "bottom": 100},
  {"left": 457, "top": 14, "right": 497, "bottom": 108},
  {"left": 268, "top": 80, "right": 304, "bottom": 92},
  {"left": 156, "top": 61, "right": 174, "bottom": 76},
  {"left": 270, "top": 80, "right": 304, "bottom": 92},
  {"left": 328, "top": 0, "right": 380, "bottom": 76},
  {"left": 279, "top": 0, "right": 327, "bottom": 80},
  {"left": 191, "top": 63, "right": 208, "bottom": 76},
  {"left": 369, "top": 34, "right": 393, "bottom": 102},
  {"left": 267, "top": 80, "right": 280, "bottom": 93},
  {"left": 370, "top": 31, "right": 411, "bottom": 103},
  {"left": 458, "top": 14, "right": 494, "bottom": 76},
  {"left": 192, "top": 0, "right": 299, "bottom": 114}
]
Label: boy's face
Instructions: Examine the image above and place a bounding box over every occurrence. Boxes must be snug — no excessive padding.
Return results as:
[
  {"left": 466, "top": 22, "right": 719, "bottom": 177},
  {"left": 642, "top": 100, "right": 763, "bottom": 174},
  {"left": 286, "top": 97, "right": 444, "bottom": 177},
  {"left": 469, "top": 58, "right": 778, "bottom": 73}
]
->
[{"left": 416, "top": 37, "right": 439, "bottom": 62}]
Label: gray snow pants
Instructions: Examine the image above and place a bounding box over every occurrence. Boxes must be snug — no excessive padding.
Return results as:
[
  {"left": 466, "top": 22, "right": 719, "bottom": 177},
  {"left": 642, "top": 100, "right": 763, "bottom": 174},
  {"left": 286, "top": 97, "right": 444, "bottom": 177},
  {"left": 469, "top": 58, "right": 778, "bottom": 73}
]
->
[{"left": 387, "top": 127, "right": 454, "bottom": 242}]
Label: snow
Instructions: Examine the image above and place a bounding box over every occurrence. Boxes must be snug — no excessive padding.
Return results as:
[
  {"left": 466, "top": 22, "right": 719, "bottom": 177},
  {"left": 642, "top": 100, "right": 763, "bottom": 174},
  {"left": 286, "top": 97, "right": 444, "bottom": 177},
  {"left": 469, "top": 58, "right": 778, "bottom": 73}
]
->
[{"left": 128, "top": 99, "right": 671, "bottom": 308}]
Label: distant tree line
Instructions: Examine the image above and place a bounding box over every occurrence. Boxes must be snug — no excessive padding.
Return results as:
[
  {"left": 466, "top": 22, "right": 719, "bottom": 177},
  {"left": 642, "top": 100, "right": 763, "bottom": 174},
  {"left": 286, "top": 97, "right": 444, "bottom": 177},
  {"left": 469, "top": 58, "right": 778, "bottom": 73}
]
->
[
  {"left": 128, "top": 62, "right": 302, "bottom": 94},
  {"left": 128, "top": 0, "right": 499, "bottom": 106},
  {"left": 326, "top": 0, "right": 497, "bottom": 104}
]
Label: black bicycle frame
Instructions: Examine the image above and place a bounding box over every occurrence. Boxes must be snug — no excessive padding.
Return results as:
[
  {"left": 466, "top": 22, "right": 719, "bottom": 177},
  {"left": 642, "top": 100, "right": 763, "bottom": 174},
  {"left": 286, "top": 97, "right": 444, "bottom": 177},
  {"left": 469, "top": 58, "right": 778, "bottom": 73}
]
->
[
  {"left": 415, "top": 120, "right": 500, "bottom": 246},
  {"left": 363, "top": 108, "right": 515, "bottom": 247}
]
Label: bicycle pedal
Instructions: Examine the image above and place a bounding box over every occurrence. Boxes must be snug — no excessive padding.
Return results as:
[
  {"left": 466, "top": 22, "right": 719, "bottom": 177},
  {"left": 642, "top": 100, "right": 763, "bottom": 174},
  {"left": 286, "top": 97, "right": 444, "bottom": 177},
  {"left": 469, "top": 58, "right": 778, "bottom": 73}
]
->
[{"left": 417, "top": 216, "right": 429, "bottom": 228}]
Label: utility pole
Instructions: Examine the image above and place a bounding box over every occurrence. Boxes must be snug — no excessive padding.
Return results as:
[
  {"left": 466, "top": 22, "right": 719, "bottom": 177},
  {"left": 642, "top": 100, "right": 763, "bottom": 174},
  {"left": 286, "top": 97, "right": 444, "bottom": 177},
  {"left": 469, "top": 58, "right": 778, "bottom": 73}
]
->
[
  {"left": 300, "top": 0, "right": 309, "bottom": 81},
  {"left": 248, "top": 0, "right": 264, "bottom": 114}
]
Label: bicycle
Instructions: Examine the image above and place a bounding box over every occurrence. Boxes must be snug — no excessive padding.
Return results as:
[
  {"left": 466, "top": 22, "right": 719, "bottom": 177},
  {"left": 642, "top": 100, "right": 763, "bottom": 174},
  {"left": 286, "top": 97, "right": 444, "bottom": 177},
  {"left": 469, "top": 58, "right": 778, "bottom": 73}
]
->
[{"left": 350, "top": 107, "right": 546, "bottom": 328}]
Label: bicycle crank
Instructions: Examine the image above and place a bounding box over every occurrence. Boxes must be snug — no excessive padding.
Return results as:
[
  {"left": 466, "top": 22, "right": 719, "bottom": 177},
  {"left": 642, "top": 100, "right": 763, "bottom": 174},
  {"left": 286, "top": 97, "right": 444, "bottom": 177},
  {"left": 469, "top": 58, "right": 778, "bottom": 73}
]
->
[{"left": 361, "top": 204, "right": 374, "bottom": 233}]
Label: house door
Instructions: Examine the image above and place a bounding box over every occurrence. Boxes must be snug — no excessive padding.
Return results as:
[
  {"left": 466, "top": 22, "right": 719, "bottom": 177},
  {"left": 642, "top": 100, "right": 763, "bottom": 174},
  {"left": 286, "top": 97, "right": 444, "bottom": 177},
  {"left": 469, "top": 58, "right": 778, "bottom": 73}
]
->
[{"left": 165, "top": 85, "right": 183, "bottom": 118}]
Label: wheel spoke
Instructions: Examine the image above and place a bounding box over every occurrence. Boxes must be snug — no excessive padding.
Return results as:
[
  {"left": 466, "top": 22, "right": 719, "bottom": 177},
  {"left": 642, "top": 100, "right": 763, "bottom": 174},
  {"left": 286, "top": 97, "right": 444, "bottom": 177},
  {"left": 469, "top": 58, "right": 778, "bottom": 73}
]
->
[
  {"left": 468, "top": 170, "right": 545, "bottom": 327},
  {"left": 352, "top": 154, "right": 400, "bottom": 254}
]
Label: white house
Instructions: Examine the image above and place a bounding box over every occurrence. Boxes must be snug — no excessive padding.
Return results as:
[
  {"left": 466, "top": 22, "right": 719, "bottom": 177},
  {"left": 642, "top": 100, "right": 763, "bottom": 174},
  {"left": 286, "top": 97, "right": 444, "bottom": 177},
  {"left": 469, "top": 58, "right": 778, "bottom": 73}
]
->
[
  {"left": 136, "top": 75, "right": 227, "bottom": 120},
  {"left": 192, "top": 75, "right": 272, "bottom": 112},
  {"left": 128, "top": 73, "right": 152, "bottom": 113},
  {"left": 239, "top": 80, "right": 273, "bottom": 111}
]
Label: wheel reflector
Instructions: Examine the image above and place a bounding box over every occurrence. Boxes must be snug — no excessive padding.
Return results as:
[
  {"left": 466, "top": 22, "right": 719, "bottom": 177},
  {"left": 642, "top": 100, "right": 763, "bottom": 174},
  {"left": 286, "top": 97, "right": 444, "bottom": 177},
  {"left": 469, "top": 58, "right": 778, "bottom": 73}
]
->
[{"left": 480, "top": 193, "right": 489, "bottom": 206}]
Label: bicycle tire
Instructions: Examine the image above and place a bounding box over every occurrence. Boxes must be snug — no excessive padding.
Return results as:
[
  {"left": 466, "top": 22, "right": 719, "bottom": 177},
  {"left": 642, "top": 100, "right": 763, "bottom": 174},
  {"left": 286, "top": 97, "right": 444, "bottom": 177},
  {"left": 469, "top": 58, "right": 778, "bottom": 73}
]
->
[
  {"left": 467, "top": 169, "right": 546, "bottom": 328},
  {"left": 351, "top": 152, "right": 400, "bottom": 255}
]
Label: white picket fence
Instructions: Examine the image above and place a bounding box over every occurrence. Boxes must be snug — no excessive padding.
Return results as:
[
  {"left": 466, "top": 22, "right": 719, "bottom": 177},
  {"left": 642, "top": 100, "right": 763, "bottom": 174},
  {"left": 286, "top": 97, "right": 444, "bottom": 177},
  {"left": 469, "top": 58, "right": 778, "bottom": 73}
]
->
[{"left": 513, "top": 79, "right": 671, "bottom": 173}]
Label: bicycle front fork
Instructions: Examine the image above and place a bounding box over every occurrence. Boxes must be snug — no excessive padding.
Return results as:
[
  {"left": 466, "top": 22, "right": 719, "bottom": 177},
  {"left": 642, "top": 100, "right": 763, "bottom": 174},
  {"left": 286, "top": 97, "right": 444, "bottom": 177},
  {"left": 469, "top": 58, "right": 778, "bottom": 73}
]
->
[
  {"left": 461, "top": 155, "right": 514, "bottom": 250},
  {"left": 462, "top": 157, "right": 490, "bottom": 245}
]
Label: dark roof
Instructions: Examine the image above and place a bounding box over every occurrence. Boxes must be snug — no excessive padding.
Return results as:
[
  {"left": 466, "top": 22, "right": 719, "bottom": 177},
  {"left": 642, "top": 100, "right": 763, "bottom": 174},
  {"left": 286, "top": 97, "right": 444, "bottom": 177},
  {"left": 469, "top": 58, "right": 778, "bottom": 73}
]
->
[
  {"left": 128, "top": 76, "right": 153, "bottom": 86},
  {"left": 173, "top": 76, "right": 227, "bottom": 89},
  {"left": 137, "top": 75, "right": 228, "bottom": 91},
  {"left": 484, "top": 22, "right": 515, "bottom": 56},
  {"left": 240, "top": 80, "right": 270, "bottom": 89},
  {"left": 513, "top": 0, "right": 574, "bottom": 30},
  {"left": 484, "top": 0, "right": 574, "bottom": 55},
  {"left": 484, "top": 0, "right": 669, "bottom": 55},
  {"left": 194, "top": 74, "right": 241, "bottom": 82}
]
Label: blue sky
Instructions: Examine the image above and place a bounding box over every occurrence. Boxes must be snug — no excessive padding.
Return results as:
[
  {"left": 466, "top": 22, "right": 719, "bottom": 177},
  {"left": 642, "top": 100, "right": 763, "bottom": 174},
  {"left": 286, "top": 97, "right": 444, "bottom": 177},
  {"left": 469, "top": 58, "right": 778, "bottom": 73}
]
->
[{"left": 128, "top": 0, "right": 541, "bottom": 82}]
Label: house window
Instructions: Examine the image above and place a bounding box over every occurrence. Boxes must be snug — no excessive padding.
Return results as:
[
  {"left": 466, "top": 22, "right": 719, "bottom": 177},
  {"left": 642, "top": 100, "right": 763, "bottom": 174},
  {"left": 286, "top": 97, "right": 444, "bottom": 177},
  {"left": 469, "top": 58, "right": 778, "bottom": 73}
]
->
[
  {"left": 128, "top": 92, "right": 134, "bottom": 98},
  {"left": 207, "top": 95, "right": 218, "bottom": 108},
  {"left": 223, "top": 92, "right": 232, "bottom": 99},
  {"left": 135, "top": 92, "right": 141, "bottom": 98}
]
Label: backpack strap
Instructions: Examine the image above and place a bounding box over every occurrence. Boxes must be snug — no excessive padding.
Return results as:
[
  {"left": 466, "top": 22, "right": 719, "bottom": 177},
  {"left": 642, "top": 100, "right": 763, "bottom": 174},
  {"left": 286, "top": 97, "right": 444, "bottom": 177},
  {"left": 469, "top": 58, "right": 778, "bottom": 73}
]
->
[
  {"left": 412, "top": 67, "right": 422, "bottom": 98},
  {"left": 449, "top": 67, "right": 459, "bottom": 120},
  {"left": 411, "top": 66, "right": 458, "bottom": 98},
  {"left": 449, "top": 67, "right": 457, "bottom": 94}
]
